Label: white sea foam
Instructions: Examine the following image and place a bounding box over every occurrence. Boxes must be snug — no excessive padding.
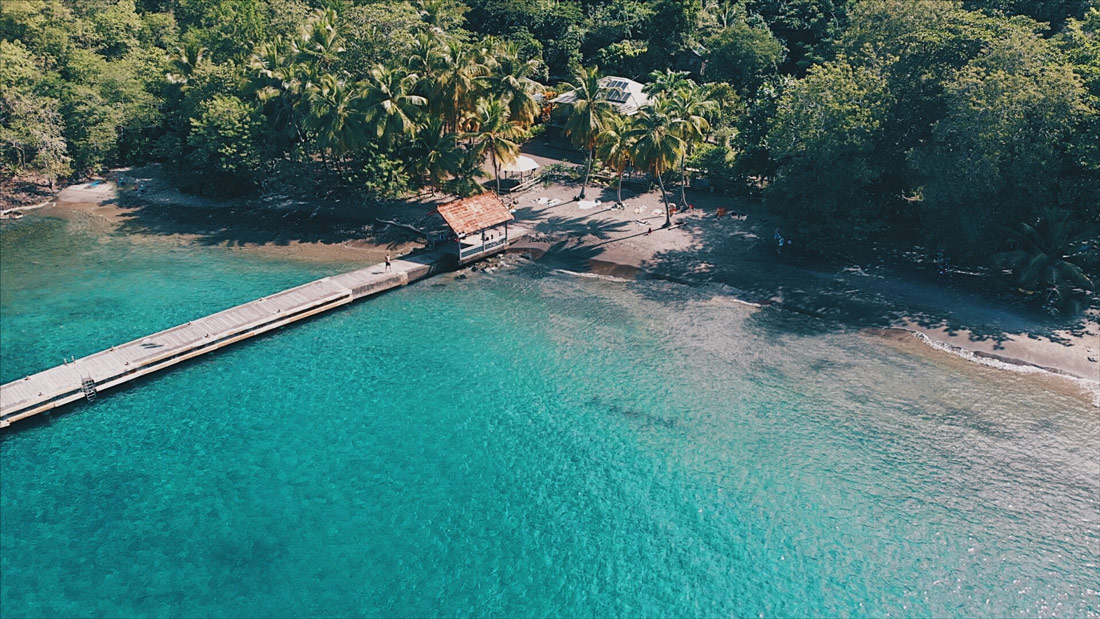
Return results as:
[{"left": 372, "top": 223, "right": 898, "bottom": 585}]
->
[
  {"left": 552, "top": 269, "right": 634, "bottom": 283},
  {"left": 909, "top": 331, "right": 1100, "bottom": 408},
  {"left": 551, "top": 265, "right": 1099, "bottom": 406}
]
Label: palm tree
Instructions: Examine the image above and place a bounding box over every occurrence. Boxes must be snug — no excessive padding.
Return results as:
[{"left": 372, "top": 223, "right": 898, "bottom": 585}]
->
[
  {"left": 627, "top": 103, "right": 684, "bottom": 228},
  {"left": 361, "top": 65, "right": 427, "bottom": 148},
  {"left": 643, "top": 69, "right": 692, "bottom": 98},
  {"left": 466, "top": 100, "right": 524, "bottom": 194},
  {"left": 412, "top": 0, "right": 454, "bottom": 32},
  {"left": 294, "top": 9, "right": 344, "bottom": 75},
  {"left": 405, "top": 117, "right": 463, "bottom": 193},
  {"left": 595, "top": 116, "right": 635, "bottom": 206},
  {"left": 306, "top": 74, "right": 365, "bottom": 178},
  {"left": 249, "top": 38, "right": 313, "bottom": 161},
  {"left": 433, "top": 39, "right": 489, "bottom": 133},
  {"left": 484, "top": 41, "right": 541, "bottom": 126},
  {"left": 666, "top": 84, "right": 717, "bottom": 207},
  {"left": 709, "top": 0, "right": 743, "bottom": 30},
  {"left": 994, "top": 207, "right": 1097, "bottom": 313},
  {"left": 408, "top": 32, "right": 443, "bottom": 77},
  {"left": 167, "top": 43, "right": 207, "bottom": 85},
  {"left": 561, "top": 66, "right": 616, "bottom": 199},
  {"left": 445, "top": 148, "right": 490, "bottom": 197}
]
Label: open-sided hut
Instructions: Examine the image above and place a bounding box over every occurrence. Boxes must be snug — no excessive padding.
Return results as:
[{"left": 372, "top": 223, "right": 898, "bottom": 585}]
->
[{"left": 427, "top": 193, "right": 515, "bottom": 264}]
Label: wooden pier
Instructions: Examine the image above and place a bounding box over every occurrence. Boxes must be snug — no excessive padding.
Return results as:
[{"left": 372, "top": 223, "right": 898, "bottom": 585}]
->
[{"left": 0, "top": 239, "right": 522, "bottom": 429}]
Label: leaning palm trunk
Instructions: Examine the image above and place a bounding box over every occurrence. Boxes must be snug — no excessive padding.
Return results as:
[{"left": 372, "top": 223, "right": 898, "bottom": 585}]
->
[
  {"left": 492, "top": 150, "right": 501, "bottom": 194},
  {"left": 679, "top": 151, "right": 689, "bottom": 207},
  {"left": 579, "top": 148, "right": 594, "bottom": 199},
  {"left": 319, "top": 149, "right": 330, "bottom": 185},
  {"left": 656, "top": 171, "right": 672, "bottom": 228},
  {"left": 335, "top": 155, "right": 346, "bottom": 184}
]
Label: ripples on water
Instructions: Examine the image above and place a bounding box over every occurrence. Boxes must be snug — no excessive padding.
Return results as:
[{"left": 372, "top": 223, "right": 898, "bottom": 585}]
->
[{"left": 2, "top": 216, "right": 1098, "bottom": 617}]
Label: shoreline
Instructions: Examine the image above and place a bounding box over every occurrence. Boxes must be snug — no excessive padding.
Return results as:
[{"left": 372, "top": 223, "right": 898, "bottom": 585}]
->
[
  {"left": 36, "top": 173, "right": 430, "bottom": 265},
  {"left": 509, "top": 217, "right": 1097, "bottom": 405},
  {"left": 10, "top": 170, "right": 1098, "bottom": 403},
  {"left": 864, "top": 327, "right": 1100, "bottom": 407},
  {"left": 538, "top": 255, "right": 1100, "bottom": 406},
  {"left": 513, "top": 238, "right": 1098, "bottom": 384},
  {"left": 0, "top": 198, "right": 54, "bottom": 218}
]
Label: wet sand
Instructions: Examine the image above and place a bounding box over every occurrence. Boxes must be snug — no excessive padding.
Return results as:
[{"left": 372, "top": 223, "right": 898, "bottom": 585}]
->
[
  {"left": 49, "top": 175, "right": 428, "bottom": 264},
  {"left": 501, "top": 181, "right": 1098, "bottom": 393}
]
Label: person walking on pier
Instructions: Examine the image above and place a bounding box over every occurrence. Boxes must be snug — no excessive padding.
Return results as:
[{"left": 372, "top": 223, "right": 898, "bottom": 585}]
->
[{"left": 385, "top": 254, "right": 392, "bottom": 272}]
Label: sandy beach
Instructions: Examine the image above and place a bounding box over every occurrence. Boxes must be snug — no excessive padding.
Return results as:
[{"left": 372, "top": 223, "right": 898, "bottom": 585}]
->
[
  {"left": 26, "top": 163, "right": 1100, "bottom": 400},
  {"left": 502, "top": 181, "right": 1098, "bottom": 394},
  {"left": 42, "top": 167, "right": 437, "bottom": 264}
]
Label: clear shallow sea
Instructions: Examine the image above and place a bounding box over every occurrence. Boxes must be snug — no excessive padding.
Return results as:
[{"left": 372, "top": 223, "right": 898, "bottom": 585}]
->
[{"left": 2, "top": 215, "right": 1098, "bottom": 618}]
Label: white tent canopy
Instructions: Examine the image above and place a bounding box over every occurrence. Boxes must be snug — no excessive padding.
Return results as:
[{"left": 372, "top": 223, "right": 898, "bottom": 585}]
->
[{"left": 501, "top": 155, "right": 539, "bottom": 174}]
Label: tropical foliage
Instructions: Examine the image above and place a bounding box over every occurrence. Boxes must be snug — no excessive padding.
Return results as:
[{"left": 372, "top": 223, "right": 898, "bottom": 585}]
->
[
  {"left": 594, "top": 115, "right": 634, "bottom": 206},
  {"left": 994, "top": 208, "right": 1097, "bottom": 314},
  {"left": 559, "top": 65, "right": 616, "bottom": 199},
  {"left": 625, "top": 102, "right": 684, "bottom": 228},
  {"left": 1, "top": 1, "right": 543, "bottom": 201},
  {"left": 2, "top": 0, "right": 1098, "bottom": 311}
]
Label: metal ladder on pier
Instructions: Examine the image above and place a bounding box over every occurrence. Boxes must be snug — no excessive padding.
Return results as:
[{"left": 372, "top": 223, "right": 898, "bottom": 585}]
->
[{"left": 80, "top": 376, "right": 97, "bottom": 402}]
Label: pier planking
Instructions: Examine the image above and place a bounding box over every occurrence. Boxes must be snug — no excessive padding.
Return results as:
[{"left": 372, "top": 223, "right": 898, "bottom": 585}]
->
[{"left": 0, "top": 251, "right": 452, "bottom": 427}]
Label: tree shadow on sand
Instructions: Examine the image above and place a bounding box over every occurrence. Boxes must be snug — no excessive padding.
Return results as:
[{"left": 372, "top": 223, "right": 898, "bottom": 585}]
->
[
  {"left": 532, "top": 214, "right": 632, "bottom": 240},
  {"left": 112, "top": 195, "right": 420, "bottom": 250},
  {"left": 519, "top": 139, "right": 587, "bottom": 165},
  {"left": 531, "top": 240, "right": 612, "bottom": 272},
  {"left": 637, "top": 192, "right": 1097, "bottom": 348}
]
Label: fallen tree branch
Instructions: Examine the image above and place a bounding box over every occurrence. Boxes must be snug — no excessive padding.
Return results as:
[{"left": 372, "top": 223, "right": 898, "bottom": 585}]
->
[
  {"left": 374, "top": 218, "right": 427, "bottom": 238},
  {"left": 1, "top": 198, "right": 53, "bottom": 218}
]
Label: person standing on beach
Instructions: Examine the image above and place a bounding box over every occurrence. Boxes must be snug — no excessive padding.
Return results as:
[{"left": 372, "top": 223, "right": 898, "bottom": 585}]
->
[{"left": 385, "top": 254, "right": 392, "bottom": 272}]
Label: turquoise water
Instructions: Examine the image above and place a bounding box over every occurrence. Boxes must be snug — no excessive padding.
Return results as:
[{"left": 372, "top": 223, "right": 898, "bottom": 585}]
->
[
  {"left": 0, "top": 217, "right": 348, "bottom": 383},
  {"left": 2, "top": 215, "right": 1098, "bottom": 618}
]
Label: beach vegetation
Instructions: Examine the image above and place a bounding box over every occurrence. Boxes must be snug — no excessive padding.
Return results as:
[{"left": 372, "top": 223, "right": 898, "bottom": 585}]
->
[
  {"left": 995, "top": 207, "right": 1098, "bottom": 314},
  {"left": 0, "top": 0, "right": 1096, "bottom": 309},
  {"left": 626, "top": 101, "right": 684, "bottom": 228},
  {"left": 595, "top": 115, "right": 635, "bottom": 206},
  {"left": 559, "top": 65, "right": 617, "bottom": 200},
  {"left": 466, "top": 99, "right": 525, "bottom": 194},
  {"left": 664, "top": 82, "right": 718, "bottom": 207}
]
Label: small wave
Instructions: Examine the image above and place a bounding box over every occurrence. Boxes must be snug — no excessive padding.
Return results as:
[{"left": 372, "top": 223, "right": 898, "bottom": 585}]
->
[
  {"left": 909, "top": 331, "right": 1100, "bottom": 408},
  {"left": 552, "top": 269, "right": 634, "bottom": 283}
]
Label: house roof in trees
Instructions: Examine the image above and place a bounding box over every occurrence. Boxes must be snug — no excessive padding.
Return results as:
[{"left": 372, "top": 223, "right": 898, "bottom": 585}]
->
[
  {"left": 550, "top": 76, "right": 650, "bottom": 115},
  {"left": 433, "top": 193, "right": 514, "bottom": 237},
  {"left": 525, "top": 78, "right": 550, "bottom": 104}
]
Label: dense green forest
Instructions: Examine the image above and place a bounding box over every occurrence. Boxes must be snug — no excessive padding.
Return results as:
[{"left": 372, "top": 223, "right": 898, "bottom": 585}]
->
[{"left": 2, "top": 0, "right": 1098, "bottom": 307}]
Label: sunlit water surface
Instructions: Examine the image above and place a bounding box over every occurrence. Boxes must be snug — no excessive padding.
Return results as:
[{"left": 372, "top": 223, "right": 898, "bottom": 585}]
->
[{"left": 2, "top": 215, "right": 1098, "bottom": 618}]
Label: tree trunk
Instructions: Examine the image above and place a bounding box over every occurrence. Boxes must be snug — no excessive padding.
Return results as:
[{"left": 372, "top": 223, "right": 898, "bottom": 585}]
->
[
  {"left": 492, "top": 149, "right": 501, "bottom": 194},
  {"left": 295, "top": 123, "right": 310, "bottom": 166},
  {"left": 616, "top": 168, "right": 624, "bottom": 205},
  {"left": 298, "top": 133, "right": 312, "bottom": 182},
  {"left": 579, "top": 147, "right": 594, "bottom": 199},
  {"left": 319, "top": 148, "right": 330, "bottom": 190},
  {"left": 656, "top": 170, "right": 672, "bottom": 228},
  {"left": 679, "top": 151, "right": 689, "bottom": 207}
]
